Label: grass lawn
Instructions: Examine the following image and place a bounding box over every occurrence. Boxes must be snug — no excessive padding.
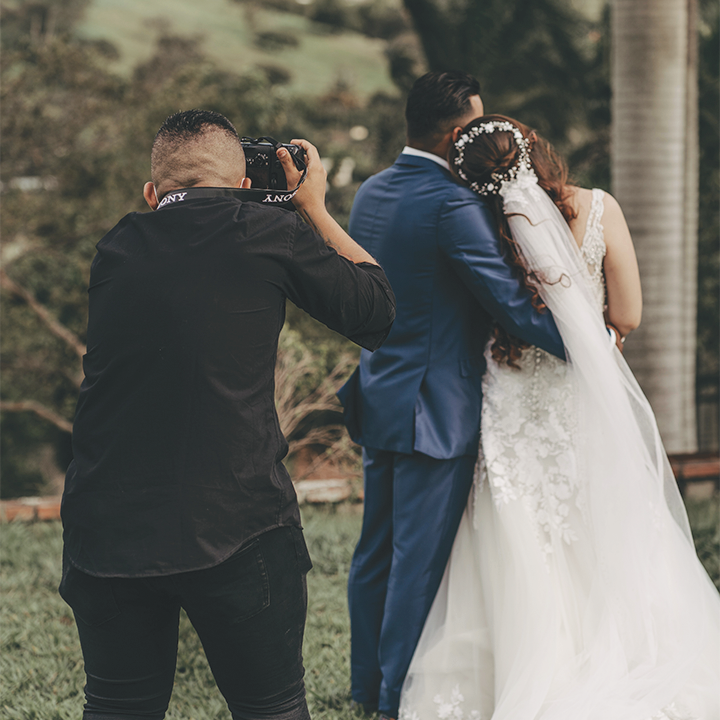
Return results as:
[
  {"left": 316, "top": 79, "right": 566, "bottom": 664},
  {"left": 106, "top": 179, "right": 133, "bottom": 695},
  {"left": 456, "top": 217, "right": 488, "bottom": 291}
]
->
[
  {"left": 78, "top": 0, "right": 394, "bottom": 98},
  {"left": 1, "top": 499, "right": 718, "bottom": 719}
]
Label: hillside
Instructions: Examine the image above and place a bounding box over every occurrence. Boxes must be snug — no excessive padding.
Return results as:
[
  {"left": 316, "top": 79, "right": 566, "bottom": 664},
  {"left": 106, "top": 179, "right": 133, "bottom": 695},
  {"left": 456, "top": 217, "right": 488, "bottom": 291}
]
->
[{"left": 77, "top": 0, "right": 395, "bottom": 97}]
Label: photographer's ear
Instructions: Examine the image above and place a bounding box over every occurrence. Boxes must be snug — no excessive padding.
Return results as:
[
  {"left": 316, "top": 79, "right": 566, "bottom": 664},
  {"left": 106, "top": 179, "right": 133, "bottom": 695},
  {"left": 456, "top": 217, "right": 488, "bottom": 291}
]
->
[{"left": 143, "top": 182, "right": 159, "bottom": 210}]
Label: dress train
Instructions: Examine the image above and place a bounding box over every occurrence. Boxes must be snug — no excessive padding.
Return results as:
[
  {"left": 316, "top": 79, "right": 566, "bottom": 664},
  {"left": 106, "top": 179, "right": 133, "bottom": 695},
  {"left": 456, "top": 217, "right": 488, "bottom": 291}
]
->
[{"left": 399, "top": 178, "right": 720, "bottom": 720}]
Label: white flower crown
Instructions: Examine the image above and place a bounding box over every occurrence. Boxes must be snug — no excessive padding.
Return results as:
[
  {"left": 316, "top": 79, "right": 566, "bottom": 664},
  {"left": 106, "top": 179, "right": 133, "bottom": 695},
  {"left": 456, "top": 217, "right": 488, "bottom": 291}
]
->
[{"left": 453, "top": 120, "right": 533, "bottom": 196}]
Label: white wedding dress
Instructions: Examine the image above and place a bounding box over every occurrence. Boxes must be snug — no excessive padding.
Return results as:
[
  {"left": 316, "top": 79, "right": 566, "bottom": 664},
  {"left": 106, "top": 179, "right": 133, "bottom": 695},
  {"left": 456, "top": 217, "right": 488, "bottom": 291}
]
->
[{"left": 399, "top": 180, "right": 720, "bottom": 720}]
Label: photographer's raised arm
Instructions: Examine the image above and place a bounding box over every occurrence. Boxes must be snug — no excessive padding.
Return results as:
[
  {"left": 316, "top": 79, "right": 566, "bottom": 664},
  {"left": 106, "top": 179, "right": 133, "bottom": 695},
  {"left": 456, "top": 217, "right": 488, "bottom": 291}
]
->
[{"left": 277, "top": 139, "right": 379, "bottom": 267}]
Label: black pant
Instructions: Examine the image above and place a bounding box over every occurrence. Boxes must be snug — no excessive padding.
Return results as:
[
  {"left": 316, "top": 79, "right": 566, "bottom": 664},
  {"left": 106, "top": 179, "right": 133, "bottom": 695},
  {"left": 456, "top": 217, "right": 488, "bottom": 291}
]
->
[{"left": 59, "top": 526, "right": 313, "bottom": 720}]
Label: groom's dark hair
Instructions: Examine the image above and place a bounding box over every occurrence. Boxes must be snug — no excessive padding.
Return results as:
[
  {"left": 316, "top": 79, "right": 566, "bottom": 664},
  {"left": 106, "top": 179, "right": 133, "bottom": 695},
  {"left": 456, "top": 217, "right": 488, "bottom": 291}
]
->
[{"left": 405, "top": 71, "right": 481, "bottom": 144}]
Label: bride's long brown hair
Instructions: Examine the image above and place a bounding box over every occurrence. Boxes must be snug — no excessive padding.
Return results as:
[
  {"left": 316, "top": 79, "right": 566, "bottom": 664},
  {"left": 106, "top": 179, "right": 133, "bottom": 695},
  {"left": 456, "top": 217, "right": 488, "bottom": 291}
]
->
[{"left": 448, "top": 114, "right": 576, "bottom": 368}]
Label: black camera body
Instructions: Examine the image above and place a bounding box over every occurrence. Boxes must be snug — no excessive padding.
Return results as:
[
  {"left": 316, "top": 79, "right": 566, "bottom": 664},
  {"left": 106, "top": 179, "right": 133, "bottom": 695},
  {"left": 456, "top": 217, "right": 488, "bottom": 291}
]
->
[{"left": 241, "top": 137, "right": 305, "bottom": 191}]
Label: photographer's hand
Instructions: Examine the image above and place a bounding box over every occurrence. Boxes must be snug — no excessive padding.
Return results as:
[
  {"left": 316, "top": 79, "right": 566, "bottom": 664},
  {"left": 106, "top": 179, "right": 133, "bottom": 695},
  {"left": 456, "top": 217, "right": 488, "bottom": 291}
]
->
[{"left": 277, "top": 139, "right": 379, "bottom": 266}]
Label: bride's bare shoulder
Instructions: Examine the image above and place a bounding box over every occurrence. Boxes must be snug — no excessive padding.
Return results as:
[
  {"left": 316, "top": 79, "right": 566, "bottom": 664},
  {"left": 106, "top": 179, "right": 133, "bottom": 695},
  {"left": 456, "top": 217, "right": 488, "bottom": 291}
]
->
[
  {"left": 565, "top": 185, "right": 593, "bottom": 214},
  {"left": 567, "top": 187, "right": 634, "bottom": 255},
  {"left": 570, "top": 186, "right": 626, "bottom": 220},
  {"left": 593, "top": 191, "right": 633, "bottom": 251},
  {"left": 565, "top": 186, "right": 593, "bottom": 245}
]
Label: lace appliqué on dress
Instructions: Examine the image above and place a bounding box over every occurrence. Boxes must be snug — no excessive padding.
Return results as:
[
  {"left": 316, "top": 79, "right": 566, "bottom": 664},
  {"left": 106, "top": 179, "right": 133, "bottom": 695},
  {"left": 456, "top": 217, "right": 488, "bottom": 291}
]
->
[
  {"left": 478, "top": 344, "right": 582, "bottom": 557},
  {"left": 580, "top": 188, "right": 607, "bottom": 313},
  {"left": 648, "top": 703, "right": 698, "bottom": 720},
  {"left": 400, "top": 685, "right": 481, "bottom": 720},
  {"left": 475, "top": 190, "right": 609, "bottom": 559}
]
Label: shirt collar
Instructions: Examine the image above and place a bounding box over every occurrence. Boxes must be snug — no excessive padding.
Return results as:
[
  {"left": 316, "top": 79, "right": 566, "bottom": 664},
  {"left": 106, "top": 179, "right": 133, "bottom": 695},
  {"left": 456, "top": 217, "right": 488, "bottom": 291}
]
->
[{"left": 401, "top": 146, "right": 450, "bottom": 172}]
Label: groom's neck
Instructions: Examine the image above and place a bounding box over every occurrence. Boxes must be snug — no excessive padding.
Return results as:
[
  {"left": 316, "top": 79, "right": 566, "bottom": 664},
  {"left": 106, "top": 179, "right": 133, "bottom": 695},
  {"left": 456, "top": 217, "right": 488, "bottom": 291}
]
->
[{"left": 407, "top": 134, "right": 453, "bottom": 162}]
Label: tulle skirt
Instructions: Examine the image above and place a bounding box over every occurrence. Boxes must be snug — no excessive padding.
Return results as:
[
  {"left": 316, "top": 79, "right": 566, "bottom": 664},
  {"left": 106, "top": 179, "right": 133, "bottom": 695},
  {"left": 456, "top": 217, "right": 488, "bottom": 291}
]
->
[
  {"left": 399, "top": 483, "right": 719, "bottom": 720},
  {"left": 399, "top": 348, "right": 720, "bottom": 720}
]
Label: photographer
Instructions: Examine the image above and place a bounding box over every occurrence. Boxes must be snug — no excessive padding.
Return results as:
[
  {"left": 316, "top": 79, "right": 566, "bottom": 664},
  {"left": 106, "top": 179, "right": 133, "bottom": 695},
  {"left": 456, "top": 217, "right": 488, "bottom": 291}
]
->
[{"left": 59, "top": 109, "right": 395, "bottom": 720}]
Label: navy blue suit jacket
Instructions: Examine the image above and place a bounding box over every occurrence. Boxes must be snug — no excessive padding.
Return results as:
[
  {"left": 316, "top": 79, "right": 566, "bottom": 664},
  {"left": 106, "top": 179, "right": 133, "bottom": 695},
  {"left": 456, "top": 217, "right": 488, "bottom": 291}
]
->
[{"left": 338, "top": 153, "right": 564, "bottom": 459}]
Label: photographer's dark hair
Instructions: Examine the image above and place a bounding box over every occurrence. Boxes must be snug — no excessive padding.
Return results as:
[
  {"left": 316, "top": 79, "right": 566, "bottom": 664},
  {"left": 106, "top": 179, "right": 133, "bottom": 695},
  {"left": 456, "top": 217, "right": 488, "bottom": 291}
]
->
[
  {"left": 151, "top": 109, "right": 245, "bottom": 193},
  {"left": 155, "top": 109, "right": 241, "bottom": 144},
  {"left": 448, "top": 114, "right": 576, "bottom": 368},
  {"left": 405, "top": 71, "right": 481, "bottom": 144}
]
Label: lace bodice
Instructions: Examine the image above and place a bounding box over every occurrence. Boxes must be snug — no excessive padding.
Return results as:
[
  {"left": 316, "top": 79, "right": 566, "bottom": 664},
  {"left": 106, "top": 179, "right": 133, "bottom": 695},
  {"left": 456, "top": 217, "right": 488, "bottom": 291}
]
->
[
  {"left": 579, "top": 188, "right": 607, "bottom": 311},
  {"left": 475, "top": 188, "right": 608, "bottom": 557}
]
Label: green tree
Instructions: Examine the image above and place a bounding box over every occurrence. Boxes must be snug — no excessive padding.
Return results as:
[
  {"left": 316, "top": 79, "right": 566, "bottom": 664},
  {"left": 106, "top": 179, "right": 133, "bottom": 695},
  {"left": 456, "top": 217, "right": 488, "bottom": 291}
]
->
[
  {"left": 696, "top": 0, "right": 719, "bottom": 448},
  {"left": 0, "top": 3, "right": 373, "bottom": 496},
  {"left": 402, "top": 0, "right": 592, "bottom": 148},
  {"left": 1, "top": 0, "right": 92, "bottom": 48}
]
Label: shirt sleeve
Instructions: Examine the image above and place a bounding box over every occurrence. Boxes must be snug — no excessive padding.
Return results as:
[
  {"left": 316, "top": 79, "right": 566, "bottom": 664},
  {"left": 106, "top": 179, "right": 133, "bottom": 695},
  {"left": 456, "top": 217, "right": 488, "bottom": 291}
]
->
[
  {"left": 283, "top": 217, "right": 396, "bottom": 351},
  {"left": 438, "top": 193, "right": 565, "bottom": 360}
]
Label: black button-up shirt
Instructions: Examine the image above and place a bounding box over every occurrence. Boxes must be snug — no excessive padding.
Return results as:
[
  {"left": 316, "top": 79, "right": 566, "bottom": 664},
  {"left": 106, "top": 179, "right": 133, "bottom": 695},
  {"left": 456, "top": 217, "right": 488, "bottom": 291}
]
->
[{"left": 61, "top": 189, "right": 395, "bottom": 577}]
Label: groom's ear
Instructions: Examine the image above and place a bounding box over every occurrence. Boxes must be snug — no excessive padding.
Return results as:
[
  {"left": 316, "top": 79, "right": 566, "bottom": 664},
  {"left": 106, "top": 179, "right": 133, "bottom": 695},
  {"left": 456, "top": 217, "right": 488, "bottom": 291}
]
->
[{"left": 451, "top": 126, "right": 464, "bottom": 142}]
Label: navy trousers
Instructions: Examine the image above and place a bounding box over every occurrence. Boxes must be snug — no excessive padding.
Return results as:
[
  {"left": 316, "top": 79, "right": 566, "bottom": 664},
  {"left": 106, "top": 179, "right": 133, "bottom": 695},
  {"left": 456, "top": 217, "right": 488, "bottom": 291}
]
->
[{"left": 348, "top": 449, "right": 476, "bottom": 716}]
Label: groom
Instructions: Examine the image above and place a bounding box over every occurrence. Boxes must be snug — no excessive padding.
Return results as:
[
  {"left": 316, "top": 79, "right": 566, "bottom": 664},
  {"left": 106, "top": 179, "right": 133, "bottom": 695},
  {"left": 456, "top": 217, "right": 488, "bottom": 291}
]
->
[{"left": 339, "top": 72, "right": 565, "bottom": 718}]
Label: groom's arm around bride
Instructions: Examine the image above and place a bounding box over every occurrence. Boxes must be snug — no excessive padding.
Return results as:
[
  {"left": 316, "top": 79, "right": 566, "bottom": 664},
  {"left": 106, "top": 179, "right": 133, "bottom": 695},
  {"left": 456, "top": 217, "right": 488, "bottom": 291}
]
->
[{"left": 338, "top": 71, "right": 564, "bottom": 719}]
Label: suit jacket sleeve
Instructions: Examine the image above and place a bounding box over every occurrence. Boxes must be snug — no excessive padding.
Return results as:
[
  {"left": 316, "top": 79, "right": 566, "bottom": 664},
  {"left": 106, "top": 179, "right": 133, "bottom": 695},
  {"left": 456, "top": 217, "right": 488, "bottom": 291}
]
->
[
  {"left": 438, "top": 192, "right": 565, "bottom": 359},
  {"left": 282, "top": 216, "right": 396, "bottom": 351}
]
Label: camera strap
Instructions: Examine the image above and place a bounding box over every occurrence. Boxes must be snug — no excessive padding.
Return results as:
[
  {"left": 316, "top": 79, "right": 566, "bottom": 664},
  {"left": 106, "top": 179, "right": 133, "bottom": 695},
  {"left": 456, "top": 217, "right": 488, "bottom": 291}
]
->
[{"left": 156, "top": 185, "right": 302, "bottom": 209}]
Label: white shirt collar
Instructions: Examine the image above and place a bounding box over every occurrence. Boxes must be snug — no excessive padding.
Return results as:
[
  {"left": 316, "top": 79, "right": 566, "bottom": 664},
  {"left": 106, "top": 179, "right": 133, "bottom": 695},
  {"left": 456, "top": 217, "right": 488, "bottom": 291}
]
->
[{"left": 401, "top": 146, "right": 450, "bottom": 172}]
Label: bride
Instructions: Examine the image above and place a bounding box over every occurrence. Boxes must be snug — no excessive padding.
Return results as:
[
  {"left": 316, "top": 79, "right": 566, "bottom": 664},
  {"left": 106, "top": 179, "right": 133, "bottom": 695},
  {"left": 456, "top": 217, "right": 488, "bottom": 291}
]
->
[{"left": 398, "top": 115, "right": 720, "bottom": 720}]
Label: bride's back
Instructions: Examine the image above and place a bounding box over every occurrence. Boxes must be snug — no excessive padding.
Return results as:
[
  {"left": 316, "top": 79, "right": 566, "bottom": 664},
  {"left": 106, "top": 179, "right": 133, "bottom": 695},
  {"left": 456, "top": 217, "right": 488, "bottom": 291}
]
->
[
  {"left": 566, "top": 186, "right": 594, "bottom": 249},
  {"left": 566, "top": 184, "right": 642, "bottom": 338}
]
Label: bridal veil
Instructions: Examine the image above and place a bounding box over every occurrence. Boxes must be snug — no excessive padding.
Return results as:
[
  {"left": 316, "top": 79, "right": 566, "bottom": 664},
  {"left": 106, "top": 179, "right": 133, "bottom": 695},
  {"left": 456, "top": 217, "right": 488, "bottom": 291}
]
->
[{"left": 399, "top": 167, "right": 720, "bottom": 720}]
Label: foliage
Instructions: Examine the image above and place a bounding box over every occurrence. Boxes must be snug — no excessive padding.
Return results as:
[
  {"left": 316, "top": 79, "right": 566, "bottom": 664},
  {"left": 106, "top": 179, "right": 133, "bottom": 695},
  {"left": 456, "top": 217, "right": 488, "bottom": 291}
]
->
[
  {"left": 1, "top": 499, "right": 718, "bottom": 718},
  {"left": 696, "top": 0, "right": 719, "bottom": 404},
  {"left": 2, "top": 0, "right": 717, "bottom": 495},
  {"left": 254, "top": 29, "right": 300, "bottom": 51},
  {"left": 1, "top": 0, "right": 92, "bottom": 48},
  {"left": 401, "top": 0, "right": 593, "bottom": 149},
  {"left": 234, "top": 0, "right": 409, "bottom": 42},
  {"left": 686, "top": 496, "right": 720, "bottom": 590},
  {"left": 0, "top": 2, "right": 385, "bottom": 496},
  {"left": 276, "top": 328, "right": 361, "bottom": 481},
  {"left": 79, "top": 0, "right": 395, "bottom": 98}
]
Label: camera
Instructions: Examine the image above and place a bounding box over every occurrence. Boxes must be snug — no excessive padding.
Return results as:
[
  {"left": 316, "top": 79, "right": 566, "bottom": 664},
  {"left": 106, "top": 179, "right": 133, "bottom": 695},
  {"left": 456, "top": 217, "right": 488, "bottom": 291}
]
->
[{"left": 241, "top": 137, "right": 305, "bottom": 191}]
